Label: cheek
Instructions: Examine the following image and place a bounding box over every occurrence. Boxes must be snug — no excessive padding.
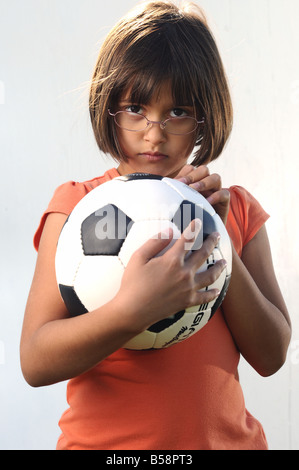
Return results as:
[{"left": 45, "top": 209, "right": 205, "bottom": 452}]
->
[
  {"left": 176, "top": 136, "right": 197, "bottom": 159},
  {"left": 116, "top": 128, "right": 126, "bottom": 148},
  {"left": 116, "top": 129, "right": 135, "bottom": 154}
]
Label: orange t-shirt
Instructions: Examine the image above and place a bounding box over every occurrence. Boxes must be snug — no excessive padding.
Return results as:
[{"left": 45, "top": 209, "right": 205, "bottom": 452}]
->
[{"left": 34, "top": 168, "right": 269, "bottom": 450}]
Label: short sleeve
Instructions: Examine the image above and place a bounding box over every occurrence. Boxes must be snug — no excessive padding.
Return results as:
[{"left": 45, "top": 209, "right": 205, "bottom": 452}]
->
[
  {"left": 33, "top": 181, "right": 90, "bottom": 251},
  {"left": 227, "top": 186, "right": 270, "bottom": 255},
  {"left": 33, "top": 168, "right": 120, "bottom": 251}
]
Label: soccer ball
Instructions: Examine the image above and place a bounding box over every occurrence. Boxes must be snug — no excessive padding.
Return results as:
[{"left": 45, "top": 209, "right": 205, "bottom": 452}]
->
[{"left": 55, "top": 173, "right": 232, "bottom": 350}]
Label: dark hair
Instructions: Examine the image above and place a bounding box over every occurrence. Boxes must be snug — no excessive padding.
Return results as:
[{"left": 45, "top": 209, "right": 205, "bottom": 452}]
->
[{"left": 89, "top": 1, "right": 233, "bottom": 166}]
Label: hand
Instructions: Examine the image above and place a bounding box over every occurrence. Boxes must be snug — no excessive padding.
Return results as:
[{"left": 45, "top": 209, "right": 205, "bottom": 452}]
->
[
  {"left": 116, "top": 220, "right": 226, "bottom": 332},
  {"left": 175, "top": 164, "right": 230, "bottom": 225}
]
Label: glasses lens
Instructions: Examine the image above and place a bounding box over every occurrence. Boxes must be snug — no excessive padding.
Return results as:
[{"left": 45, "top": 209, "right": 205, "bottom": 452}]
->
[
  {"left": 165, "top": 117, "right": 198, "bottom": 135},
  {"left": 113, "top": 112, "right": 199, "bottom": 135},
  {"left": 115, "top": 112, "right": 147, "bottom": 131}
]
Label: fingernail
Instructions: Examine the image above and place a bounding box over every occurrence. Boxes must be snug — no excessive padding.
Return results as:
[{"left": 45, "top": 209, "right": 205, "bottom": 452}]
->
[
  {"left": 160, "top": 228, "right": 172, "bottom": 239},
  {"left": 177, "top": 177, "right": 188, "bottom": 184},
  {"left": 221, "top": 259, "right": 227, "bottom": 270},
  {"left": 193, "top": 182, "right": 203, "bottom": 191},
  {"left": 214, "top": 289, "right": 221, "bottom": 297},
  {"left": 184, "top": 219, "right": 202, "bottom": 240},
  {"left": 194, "top": 218, "right": 203, "bottom": 235}
]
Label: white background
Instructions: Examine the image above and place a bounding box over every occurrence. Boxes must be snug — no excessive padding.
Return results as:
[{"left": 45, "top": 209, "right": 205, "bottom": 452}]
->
[{"left": 0, "top": 0, "right": 298, "bottom": 450}]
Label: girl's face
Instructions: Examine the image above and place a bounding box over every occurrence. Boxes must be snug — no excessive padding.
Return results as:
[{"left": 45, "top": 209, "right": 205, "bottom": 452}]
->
[{"left": 116, "top": 83, "right": 198, "bottom": 178}]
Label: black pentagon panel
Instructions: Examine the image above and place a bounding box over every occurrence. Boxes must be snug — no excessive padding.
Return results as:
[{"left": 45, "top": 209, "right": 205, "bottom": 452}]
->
[
  {"left": 119, "top": 173, "right": 163, "bottom": 182},
  {"left": 59, "top": 284, "right": 88, "bottom": 317},
  {"left": 171, "top": 200, "right": 202, "bottom": 233},
  {"left": 202, "top": 210, "right": 217, "bottom": 240},
  {"left": 148, "top": 311, "right": 185, "bottom": 333},
  {"left": 81, "top": 204, "right": 133, "bottom": 255},
  {"left": 171, "top": 200, "right": 204, "bottom": 251}
]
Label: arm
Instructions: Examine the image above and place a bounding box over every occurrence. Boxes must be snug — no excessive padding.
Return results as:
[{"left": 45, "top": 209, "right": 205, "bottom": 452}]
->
[
  {"left": 222, "top": 226, "right": 291, "bottom": 377},
  {"left": 21, "top": 213, "right": 136, "bottom": 387},
  {"left": 176, "top": 164, "right": 291, "bottom": 376},
  {"left": 20, "top": 213, "right": 225, "bottom": 387}
]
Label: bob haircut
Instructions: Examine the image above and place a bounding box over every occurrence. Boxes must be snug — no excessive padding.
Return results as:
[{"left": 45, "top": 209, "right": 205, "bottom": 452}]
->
[{"left": 89, "top": 1, "right": 233, "bottom": 166}]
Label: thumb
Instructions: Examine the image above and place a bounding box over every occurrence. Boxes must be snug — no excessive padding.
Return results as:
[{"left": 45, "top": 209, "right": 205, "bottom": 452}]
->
[{"left": 136, "top": 228, "right": 174, "bottom": 263}]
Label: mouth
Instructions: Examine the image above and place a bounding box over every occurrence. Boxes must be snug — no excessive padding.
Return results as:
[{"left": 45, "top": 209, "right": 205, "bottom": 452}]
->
[{"left": 139, "top": 151, "right": 168, "bottom": 162}]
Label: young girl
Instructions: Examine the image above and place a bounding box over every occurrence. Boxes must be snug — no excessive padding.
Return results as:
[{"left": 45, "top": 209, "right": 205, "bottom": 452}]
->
[{"left": 21, "top": 1, "right": 291, "bottom": 450}]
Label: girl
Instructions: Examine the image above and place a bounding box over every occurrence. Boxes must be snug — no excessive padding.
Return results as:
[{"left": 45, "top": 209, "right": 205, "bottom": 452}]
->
[{"left": 20, "top": 1, "right": 291, "bottom": 450}]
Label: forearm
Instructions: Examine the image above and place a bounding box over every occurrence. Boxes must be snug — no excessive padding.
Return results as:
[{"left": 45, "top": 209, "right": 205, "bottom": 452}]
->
[
  {"left": 21, "top": 299, "right": 138, "bottom": 387},
  {"left": 222, "top": 245, "right": 291, "bottom": 377}
]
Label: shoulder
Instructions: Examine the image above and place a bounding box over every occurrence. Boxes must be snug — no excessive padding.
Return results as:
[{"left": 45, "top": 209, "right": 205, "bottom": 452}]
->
[
  {"left": 33, "top": 168, "right": 120, "bottom": 251},
  {"left": 226, "top": 185, "right": 270, "bottom": 255},
  {"left": 228, "top": 185, "right": 264, "bottom": 213},
  {"left": 50, "top": 168, "right": 120, "bottom": 214}
]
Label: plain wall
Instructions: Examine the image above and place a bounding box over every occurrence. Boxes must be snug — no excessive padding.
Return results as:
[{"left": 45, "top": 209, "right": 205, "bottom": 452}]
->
[{"left": 0, "top": 0, "right": 298, "bottom": 449}]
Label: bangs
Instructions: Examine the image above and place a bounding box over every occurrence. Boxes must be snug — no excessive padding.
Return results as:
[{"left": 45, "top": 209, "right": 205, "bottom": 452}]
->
[
  {"left": 109, "top": 23, "right": 203, "bottom": 112},
  {"left": 127, "top": 70, "right": 197, "bottom": 109}
]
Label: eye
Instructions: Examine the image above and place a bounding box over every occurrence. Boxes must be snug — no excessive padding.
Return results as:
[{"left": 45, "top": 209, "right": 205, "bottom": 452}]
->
[
  {"left": 169, "top": 108, "right": 188, "bottom": 118},
  {"left": 125, "top": 105, "right": 143, "bottom": 115}
]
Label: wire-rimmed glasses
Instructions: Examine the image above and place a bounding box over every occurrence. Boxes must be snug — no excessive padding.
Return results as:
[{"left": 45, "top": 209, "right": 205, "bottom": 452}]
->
[{"left": 108, "top": 109, "right": 204, "bottom": 136}]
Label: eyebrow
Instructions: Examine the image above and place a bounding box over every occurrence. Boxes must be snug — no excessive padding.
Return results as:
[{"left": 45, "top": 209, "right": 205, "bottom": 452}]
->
[
  {"left": 119, "top": 99, "right": 135, "bottom": 105},
  {"left": 119, "top": 99, "right": 194, "bottom": 108}
]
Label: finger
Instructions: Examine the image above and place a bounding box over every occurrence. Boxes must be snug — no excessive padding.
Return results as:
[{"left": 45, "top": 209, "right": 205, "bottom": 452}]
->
[
  {"left": 176, "top": 165, "right": 210, "bottom": 185},
  {"left": 206, "top": 188, "right": 230, "bottom": 206},
  {"left": 134, "top": 228, "right": 174, "bottom": 263},
  {"left": 175, "top": 164, "right": 196, "bottom": 181},
  {"left": 206, "top": 189, "right": 230, "bottom": 225},
  {"left": 170, "top": 219, "right": 202, "bottom": 258},
  {"left": 194, "top": 259, "right": 227, "bottom": 288},
  {"left": 185, "top": 231, "right": 220, "bottom": 269},
  {"left": 191, "top": 172, "right": 221, "bottom": 193},
  {"left": 190, "top": 286, "right": 221, "bottom": 308},
  {"left": 183, "top": 165, "right": 210, "bottom": 186}
]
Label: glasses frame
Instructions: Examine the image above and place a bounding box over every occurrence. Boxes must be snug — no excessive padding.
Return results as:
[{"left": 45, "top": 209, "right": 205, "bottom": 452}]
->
[{"left": 108, "top": 109, "right": 205, "bottom": 136}]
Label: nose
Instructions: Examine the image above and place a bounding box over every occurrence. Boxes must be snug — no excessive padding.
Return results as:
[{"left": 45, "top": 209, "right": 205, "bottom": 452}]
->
[{"left": 143, "top": 121, "right": 167, "bottom": 145}]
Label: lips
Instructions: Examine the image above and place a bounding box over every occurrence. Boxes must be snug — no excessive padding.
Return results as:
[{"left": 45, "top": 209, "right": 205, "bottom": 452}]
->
[{"left": 139, "top": 151, "right": 168, "bottom": 161}]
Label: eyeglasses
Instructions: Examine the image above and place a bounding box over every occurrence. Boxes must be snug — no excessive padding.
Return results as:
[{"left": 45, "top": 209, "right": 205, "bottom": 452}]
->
[{"left": 108, "top": 109, "right": 204, "bottom": 136}]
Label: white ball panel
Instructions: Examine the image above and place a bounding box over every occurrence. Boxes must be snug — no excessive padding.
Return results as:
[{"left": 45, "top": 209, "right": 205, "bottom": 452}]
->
[
  {"left": 55, "top": 219, "right": 83, "bottom": 285},
  {"left": 118, "top": 220, "right": 181, "bottom": 267},
  {"left": 162, "top": 178, "right": 216, "bottom": 216},
  {"left": 194, "top": 248, "right": 227, "bottom": 311},
  {"left": 123, "top": 330, "right": 156, "bottom": 350},
  {"left": 67, "top": 180, "right": 121, "bottom": 222},
  {"left": 213, "top": 213, "right": 233, "bottom": 275},
  {"left": 74, "top": 256, "right": 124, "bottom": 311},
  {"left": 114, "top": 178, "right": 184, "bottom": 222}
]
